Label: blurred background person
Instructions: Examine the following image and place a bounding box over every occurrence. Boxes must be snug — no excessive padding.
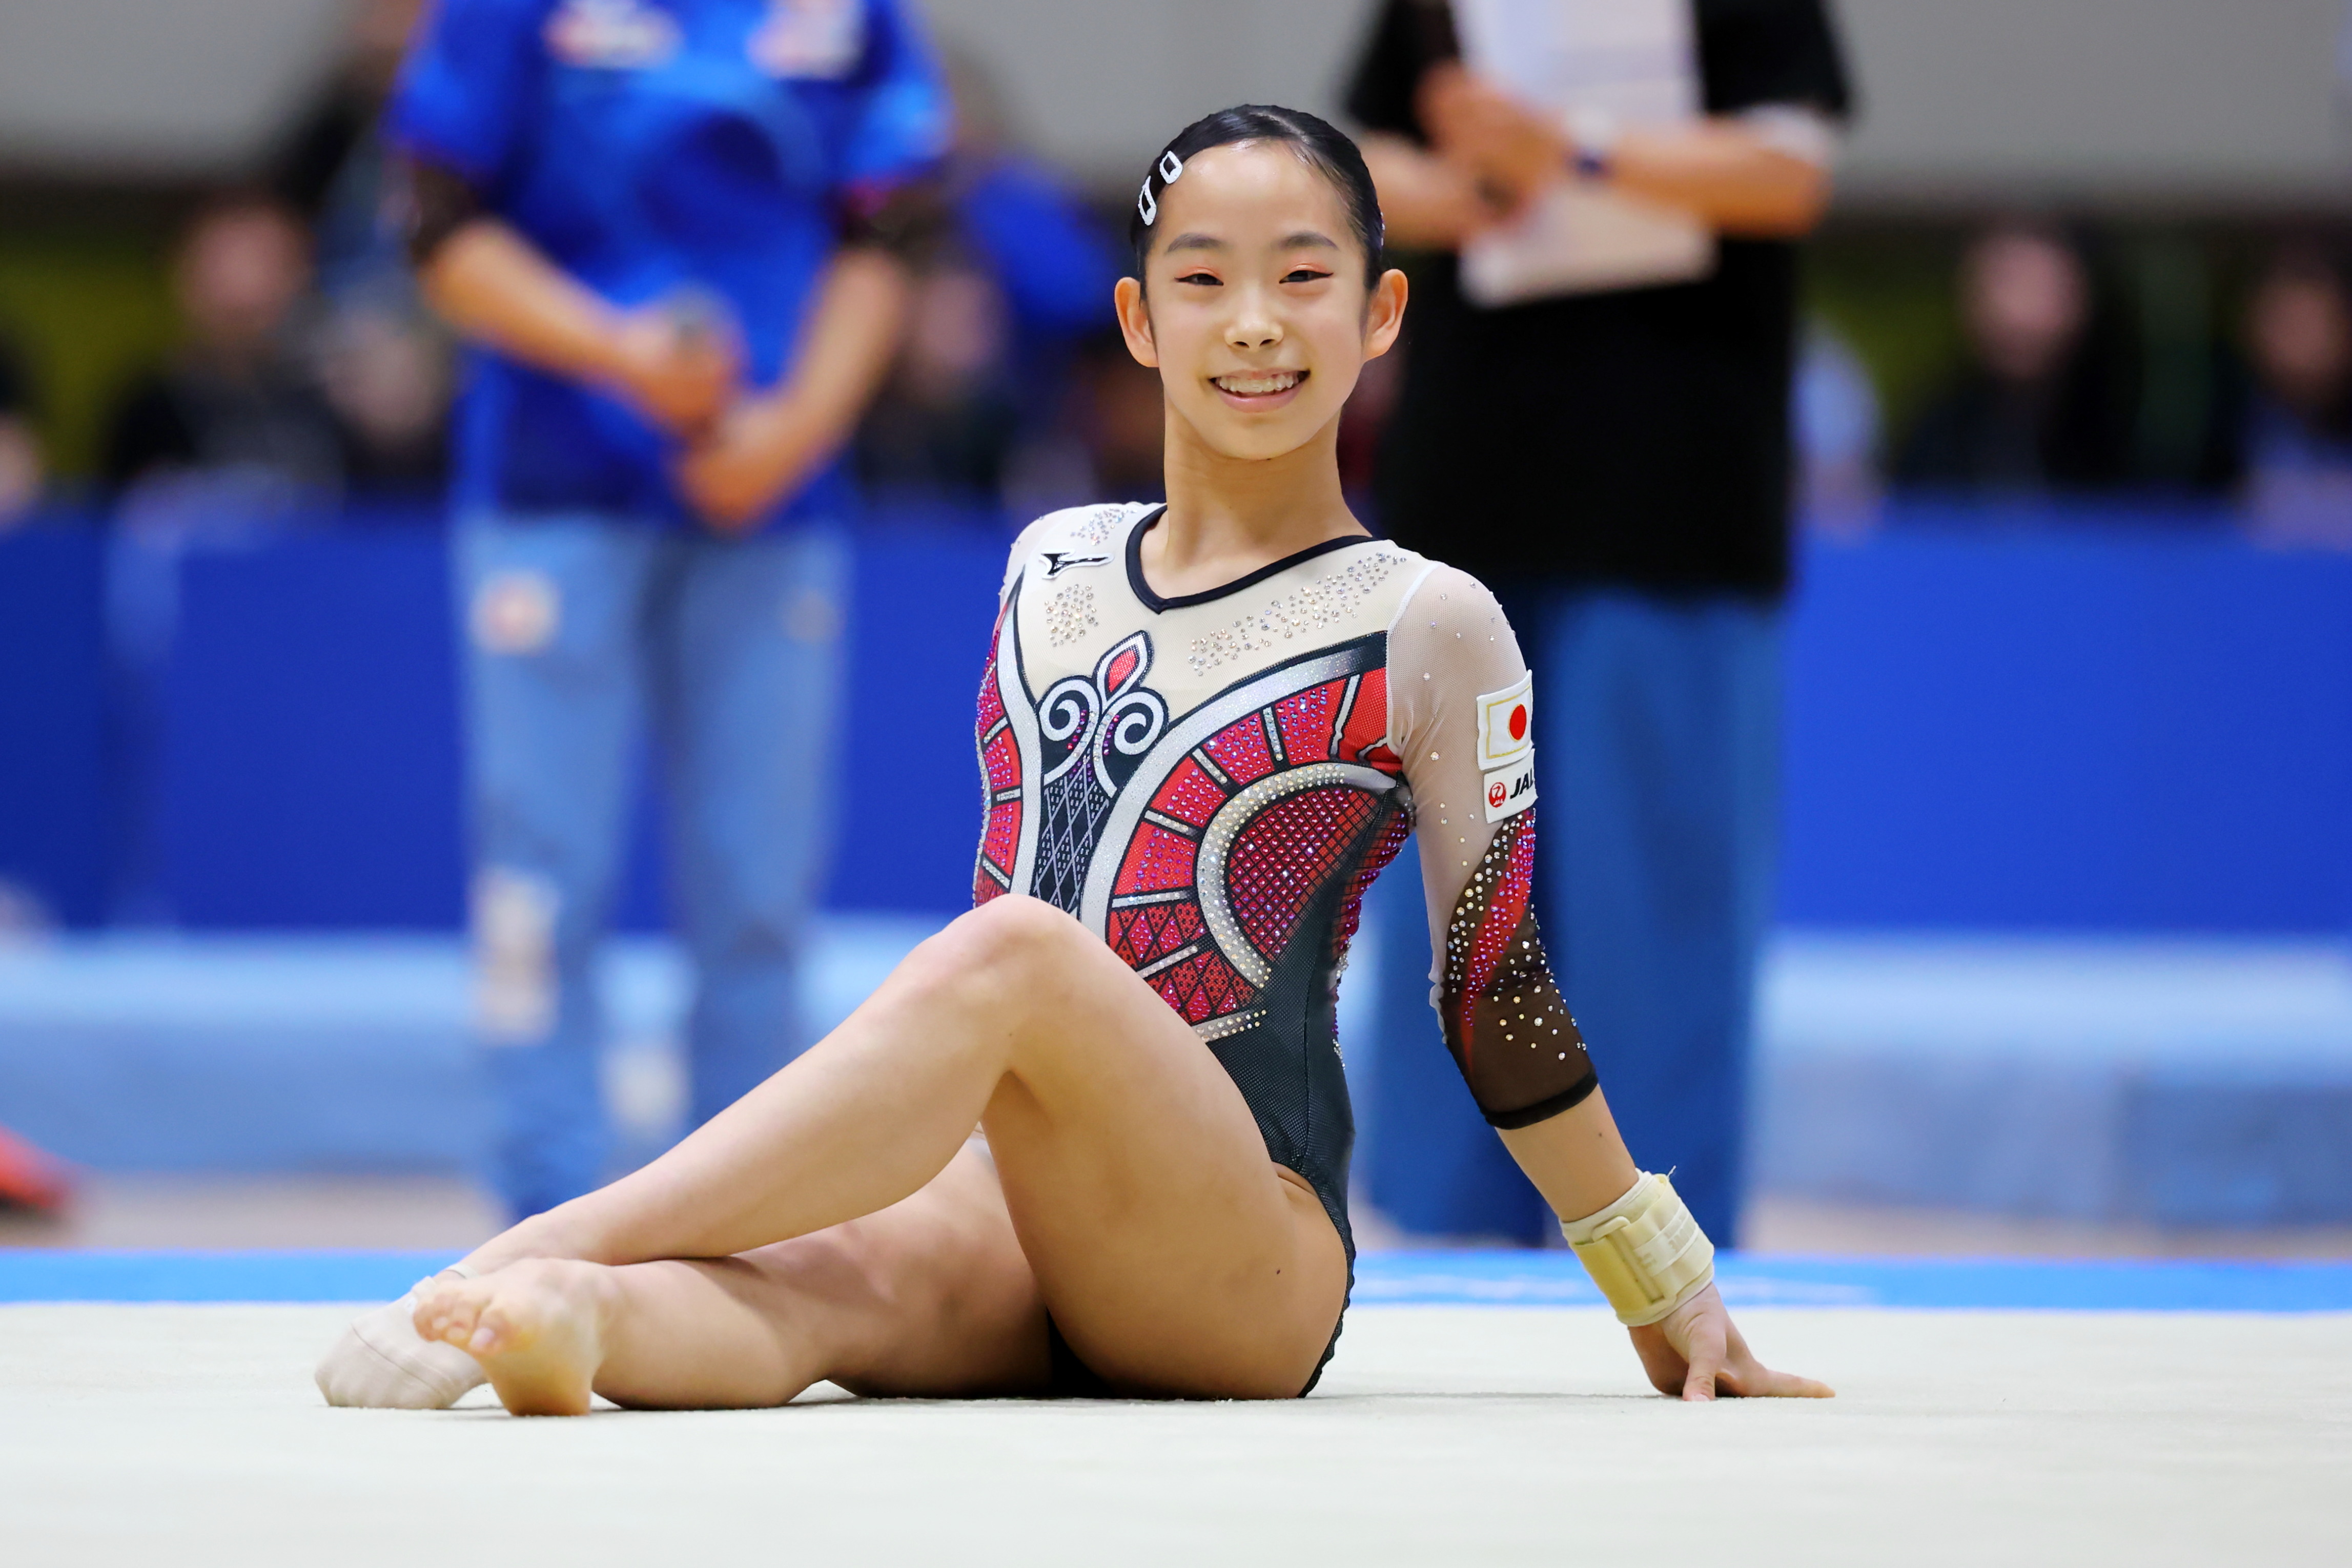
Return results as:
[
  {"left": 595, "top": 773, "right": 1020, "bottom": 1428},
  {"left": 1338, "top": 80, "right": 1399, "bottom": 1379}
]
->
[
  {"left": 1893, "top": 222, "right": 2132, "bottom": 494},
  {"left": 1793, "top": 323, "right": 1882, "bottom": 535},
  {"left": 1344, "top": 0, "right": 1851, "bottom": 1245},
  {"left": 272, "top": 0, "right": 453, "bottom": 501},
  {"left": 851, "top": 48, "right": 1120, "bottom": 519},
  {"left": 0, "top": 338, "right": 43, "bottom": 529},
  {"left": 2237, "top": 245, "right": 2352, "bottom": 544},
  {"left": 100, "top": 193, "right": 346, "bottom": 520},
  {"left": 390, "top": 0, "right": 948, "bottom": 1219}
]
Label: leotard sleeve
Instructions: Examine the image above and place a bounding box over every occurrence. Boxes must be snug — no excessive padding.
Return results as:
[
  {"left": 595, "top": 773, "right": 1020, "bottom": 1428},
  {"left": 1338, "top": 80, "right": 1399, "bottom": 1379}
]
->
[{"left": 1385, "top": 565, "right": 1598, "bottom": 1128}]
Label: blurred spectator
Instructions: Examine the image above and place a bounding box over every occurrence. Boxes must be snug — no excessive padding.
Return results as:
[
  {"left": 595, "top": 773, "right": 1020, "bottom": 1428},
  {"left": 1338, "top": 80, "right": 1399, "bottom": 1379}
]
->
[
  {"left": 273, "top": 0, "right": 453, "bottom": 497},
  {"left": 855, "top": 264, "right": 1021, "bottom": 503},
  {"left": 390, "top": 0, "right": 948, "bottom": 1220},
  {"left": 273, "top": 0, "right": 428, "bottom": 298},
  {"left": 100, "top": 194, "right": 345, "bottom": 513},
  {"left": 1894, "top": 223, "right": 2130, "bottom": 492},
  {"left": 2238, "top": 246, "right": 2352, "bottom": 543},
  {"left": 316, "top": 301, "right": 451, "bottom": 496},
  {"left": 854, "top": 49, "right": 1119, "bottom": 515},
  {"left": 0, "top": 340, "right": 43, "bottom": 529},
  {"left": 1794, "top": 323, "right": 1882, "bottom": 533},
  {"left": 1348, "top": 0, "right": 1851, "bottom": 1246}
]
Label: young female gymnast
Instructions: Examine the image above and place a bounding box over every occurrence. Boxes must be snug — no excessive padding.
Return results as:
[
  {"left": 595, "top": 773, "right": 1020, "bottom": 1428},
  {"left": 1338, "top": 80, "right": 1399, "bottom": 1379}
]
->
[{"left": 319, "top": 106, "right": 1830, "bottom": 1414}]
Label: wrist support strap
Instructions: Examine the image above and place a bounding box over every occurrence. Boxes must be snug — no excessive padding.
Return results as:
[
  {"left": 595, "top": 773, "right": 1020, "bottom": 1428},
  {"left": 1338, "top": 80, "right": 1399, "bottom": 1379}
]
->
[{"left": 1559, "top": 1171, "right": 1715, "bottom": 1327}]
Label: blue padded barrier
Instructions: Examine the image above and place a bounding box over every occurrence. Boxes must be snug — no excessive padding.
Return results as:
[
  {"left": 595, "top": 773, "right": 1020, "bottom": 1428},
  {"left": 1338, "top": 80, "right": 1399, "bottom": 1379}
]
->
[
  {"left": 11, "top": 509, "right": 2352, "bottom": 933},
  {"left": 6, "top": 1247, "right": 2348, "bottom": 1311}
]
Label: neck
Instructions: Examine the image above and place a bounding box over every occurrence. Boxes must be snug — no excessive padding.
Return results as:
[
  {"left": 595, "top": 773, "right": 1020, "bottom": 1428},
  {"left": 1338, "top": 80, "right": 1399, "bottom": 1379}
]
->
[{"left": 1147, "top": 407, "right": 1364, "bottom": 595}]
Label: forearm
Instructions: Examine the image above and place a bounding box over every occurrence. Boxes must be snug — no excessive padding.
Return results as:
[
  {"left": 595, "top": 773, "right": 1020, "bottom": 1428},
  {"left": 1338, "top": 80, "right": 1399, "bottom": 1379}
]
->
[
  {"left": 418, "top": 219, "right": 628, "bottom": 386},
  {"left": 1606, "top": 120, "right": 1829, "bottom": 237},
  {"left": 1359, "top": 133, "right": 1491, "bottom": 251},
  {"left": 764, "top": 245, "right": 910, "bottom": 445},
  {"left": 1497, "top": 1090, "right": 1641, "bottom": 1222}
]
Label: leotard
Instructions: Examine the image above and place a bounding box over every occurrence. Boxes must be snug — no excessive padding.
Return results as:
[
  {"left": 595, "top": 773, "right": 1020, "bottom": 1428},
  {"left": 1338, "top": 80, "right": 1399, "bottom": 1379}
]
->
[{"left": 973, "top": 503, "right": 1598, "bottom": 1260}]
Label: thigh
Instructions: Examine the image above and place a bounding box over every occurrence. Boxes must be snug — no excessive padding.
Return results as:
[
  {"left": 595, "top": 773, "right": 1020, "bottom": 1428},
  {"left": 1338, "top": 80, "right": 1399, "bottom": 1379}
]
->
[
  {"left": 736, "top": 1142, "right": 1056, "bottom": 1400},
  {"left": 957, "top": 905, "right": 1351, "bottom": 1399}
]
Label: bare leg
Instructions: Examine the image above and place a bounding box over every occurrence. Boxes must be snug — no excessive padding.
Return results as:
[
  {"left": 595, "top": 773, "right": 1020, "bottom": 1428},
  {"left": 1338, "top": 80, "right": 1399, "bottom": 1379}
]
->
[
  {"left": 420, "top": 897, "right": 1348, "bottom": 1409},
  {"left": 418, "top": 1144, "right": 1047, "bottom": 1414}
]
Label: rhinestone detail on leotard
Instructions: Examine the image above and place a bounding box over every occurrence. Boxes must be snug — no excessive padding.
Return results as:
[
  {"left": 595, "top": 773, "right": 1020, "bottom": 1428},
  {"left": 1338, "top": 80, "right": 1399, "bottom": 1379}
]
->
[{"left": 1185, "top": 549, "right": 1409, "bottom": 678}]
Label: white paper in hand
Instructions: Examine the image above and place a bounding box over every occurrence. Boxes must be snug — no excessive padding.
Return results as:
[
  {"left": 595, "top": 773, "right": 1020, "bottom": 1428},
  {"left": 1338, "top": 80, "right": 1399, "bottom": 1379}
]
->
[{"left": 1454, "top": 0, "right": 1713, "bottom": 305}]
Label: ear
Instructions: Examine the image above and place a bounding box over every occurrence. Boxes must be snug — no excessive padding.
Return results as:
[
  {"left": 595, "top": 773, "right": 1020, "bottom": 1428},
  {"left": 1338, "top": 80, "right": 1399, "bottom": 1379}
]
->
[
  {"left": 1362, "top": 267, "right": 1409, "bottom": 361},
  {"left": 1114, "top": 276, "right": 1159, "bottom": 369}
]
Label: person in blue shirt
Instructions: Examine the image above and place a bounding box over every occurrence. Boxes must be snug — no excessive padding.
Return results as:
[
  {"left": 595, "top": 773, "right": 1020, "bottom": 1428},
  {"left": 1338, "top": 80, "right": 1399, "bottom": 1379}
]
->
[{"left": 389, "top": 0, "right": 950, "bottom": 1218}]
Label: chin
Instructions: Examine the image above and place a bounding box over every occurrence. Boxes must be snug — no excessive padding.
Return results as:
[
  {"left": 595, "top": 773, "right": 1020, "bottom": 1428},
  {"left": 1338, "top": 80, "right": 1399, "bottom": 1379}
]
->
[{"left": 1181, "top": 404, "right": 1336, "bottom": 464}]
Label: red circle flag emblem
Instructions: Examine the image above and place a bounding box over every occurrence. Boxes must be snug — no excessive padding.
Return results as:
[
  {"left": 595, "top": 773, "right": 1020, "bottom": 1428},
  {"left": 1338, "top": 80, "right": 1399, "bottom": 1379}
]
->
[
  {"left": 1509, "top": 704, "right": 1528, "bottom": 741},
  {"left": 1488, "top": 780, "right": 1508, "bottom": 810}
]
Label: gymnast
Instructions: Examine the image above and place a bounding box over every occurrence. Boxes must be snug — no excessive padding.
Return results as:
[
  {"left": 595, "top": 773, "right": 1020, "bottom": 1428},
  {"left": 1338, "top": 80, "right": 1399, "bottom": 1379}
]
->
[{"left": 319, "top": 106, "right": 1831, "bottom": 1414}]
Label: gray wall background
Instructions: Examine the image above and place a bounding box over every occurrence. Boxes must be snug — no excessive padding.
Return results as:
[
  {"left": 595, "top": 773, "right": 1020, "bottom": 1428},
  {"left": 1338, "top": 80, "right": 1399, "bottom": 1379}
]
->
[{"left": 4, "top": 0, "right": 2346, "bottom": 207}]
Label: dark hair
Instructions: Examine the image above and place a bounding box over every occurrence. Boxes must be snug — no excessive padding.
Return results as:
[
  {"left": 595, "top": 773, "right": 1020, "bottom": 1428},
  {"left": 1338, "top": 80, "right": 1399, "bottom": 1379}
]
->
[{"left": 1127, "top": 105, "right": 1384, "bottom": 285}]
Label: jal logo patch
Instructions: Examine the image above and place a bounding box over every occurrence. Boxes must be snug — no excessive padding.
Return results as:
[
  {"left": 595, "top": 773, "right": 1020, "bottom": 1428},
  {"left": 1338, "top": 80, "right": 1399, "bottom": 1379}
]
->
[
  {"left": 1482, "top": 760, "right": 1537, "bottom": 823},
  {"left": 544, "top": 0, "right": 680, "bottom": 69},
  {"left": 748, "top": 0, "right": 865, "bottom": 79},
  {"left": 1476, "top": 671, "right": 1533, "bottom": 770}
]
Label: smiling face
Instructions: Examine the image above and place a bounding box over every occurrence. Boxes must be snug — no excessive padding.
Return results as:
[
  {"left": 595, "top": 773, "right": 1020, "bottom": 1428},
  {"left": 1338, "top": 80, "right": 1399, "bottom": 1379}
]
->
[{"left": 1115, "top": 141, "right": 1405, "bottom": 465}]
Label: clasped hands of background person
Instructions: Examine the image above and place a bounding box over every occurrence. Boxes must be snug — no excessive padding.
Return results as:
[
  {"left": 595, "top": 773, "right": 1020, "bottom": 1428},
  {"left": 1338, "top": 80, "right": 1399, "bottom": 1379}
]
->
[
  {"left": 1415, "top": 61, "right": 1577, "bottom": 221},
  {"left": 605, "top": 305, "right": 826, "bottom": 532}
]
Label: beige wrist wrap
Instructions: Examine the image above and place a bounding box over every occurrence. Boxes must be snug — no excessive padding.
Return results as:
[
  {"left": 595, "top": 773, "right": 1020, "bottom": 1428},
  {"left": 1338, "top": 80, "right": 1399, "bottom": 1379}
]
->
[{"left": 1560, "top": 1171, "right": 1715, "bottom": 1327}]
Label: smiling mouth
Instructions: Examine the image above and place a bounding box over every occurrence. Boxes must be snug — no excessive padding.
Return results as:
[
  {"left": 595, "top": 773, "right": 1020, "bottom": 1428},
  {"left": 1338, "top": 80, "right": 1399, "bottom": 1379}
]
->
[{"left": 1211, "top": 369, "right": 1306, "bottom": 398}]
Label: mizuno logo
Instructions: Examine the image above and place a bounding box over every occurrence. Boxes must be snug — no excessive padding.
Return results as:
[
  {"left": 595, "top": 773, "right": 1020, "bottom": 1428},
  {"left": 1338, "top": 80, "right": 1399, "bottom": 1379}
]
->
[{"left": 1041, "top": 552, "right": 1109, "bottom": 577}]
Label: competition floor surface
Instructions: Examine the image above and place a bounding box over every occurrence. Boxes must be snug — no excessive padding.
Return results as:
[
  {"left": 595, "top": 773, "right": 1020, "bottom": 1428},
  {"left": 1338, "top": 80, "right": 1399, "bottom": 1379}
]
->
[{"left": 3, "top": 1254, "right": 2347, "bottom": 1565}]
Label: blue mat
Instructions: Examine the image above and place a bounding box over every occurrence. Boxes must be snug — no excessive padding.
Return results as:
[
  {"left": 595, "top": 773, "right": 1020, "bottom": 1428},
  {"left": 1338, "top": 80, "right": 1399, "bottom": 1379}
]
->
[{"left": 5, "top": 1248, "right": 2348, "bottom": 1311}]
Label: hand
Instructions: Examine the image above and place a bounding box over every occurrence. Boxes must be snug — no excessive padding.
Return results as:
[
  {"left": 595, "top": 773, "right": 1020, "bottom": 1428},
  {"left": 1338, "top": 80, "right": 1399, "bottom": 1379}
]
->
[
  {"left": 1626, "top": 1284, "right": 1836, "bottom": 1402},
  {"left": 605, "top": 306, "right": 741, "bottom": 437},
  {"left": 1417, "top": 63, "right": 1570, "bottom": 214},
  {"left": 675, "top": 393, "right": 828, "bottom": 534}
]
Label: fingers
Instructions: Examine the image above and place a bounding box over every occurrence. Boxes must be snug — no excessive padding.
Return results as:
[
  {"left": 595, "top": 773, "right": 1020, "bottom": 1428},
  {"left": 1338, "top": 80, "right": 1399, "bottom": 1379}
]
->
[
  {"left": 1679, "top": 1316, "right": 1727, "bottom": 1402},
  {"left": 1716, "top": 1357, "right": 1837, "bottom": 1400},
  {"left": 1709, "top": 1319, "right": 1836, "bottom": 1400}
]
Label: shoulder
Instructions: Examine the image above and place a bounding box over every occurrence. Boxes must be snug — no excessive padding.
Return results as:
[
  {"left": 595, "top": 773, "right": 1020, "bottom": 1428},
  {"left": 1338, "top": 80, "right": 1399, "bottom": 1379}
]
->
[
  {"left": 1389, "top": 558, "right": 1512, "bottom": 642},
  {"left": 999, "top": 501, "right": 1153, "bottom": 596}
]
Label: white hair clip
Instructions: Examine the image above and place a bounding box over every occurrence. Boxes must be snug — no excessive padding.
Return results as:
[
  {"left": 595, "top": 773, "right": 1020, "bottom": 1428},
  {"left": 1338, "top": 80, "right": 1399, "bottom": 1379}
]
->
[{"left": 1138, "top": 150, "right": 1185, "bottom": 226}]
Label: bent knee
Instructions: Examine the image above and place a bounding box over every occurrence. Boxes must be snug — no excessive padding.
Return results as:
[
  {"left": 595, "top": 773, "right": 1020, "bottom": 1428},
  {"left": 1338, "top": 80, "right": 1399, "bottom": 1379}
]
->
[{"left": 908, "top": 897, "right": 1096, "bottom": 1010}]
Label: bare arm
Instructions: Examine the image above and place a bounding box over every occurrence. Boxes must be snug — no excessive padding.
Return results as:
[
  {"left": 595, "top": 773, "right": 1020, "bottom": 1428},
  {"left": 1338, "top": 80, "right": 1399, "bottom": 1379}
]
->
[
  {"left": 1360, "top": 132, "right": 1492, "bottom": 251},
  {"left": 675, "top": 245, "right": 910, "bottom": 531},
  {"left": 418, "top": 219, "right": 739, "bottom": 434},
  {"left": 1606, "top": 120, "right": 1829, "bottom": 236}
]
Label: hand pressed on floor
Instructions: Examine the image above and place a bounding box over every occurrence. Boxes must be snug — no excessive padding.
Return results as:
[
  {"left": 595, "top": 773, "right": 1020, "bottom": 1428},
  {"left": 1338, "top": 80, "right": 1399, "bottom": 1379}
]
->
[{"left": 1629, "top": 1285, "right": 1836, "bottom": 1402}]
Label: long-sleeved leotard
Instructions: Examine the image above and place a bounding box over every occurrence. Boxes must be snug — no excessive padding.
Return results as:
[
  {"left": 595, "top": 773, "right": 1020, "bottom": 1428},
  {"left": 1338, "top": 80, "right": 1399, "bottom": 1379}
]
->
[{"left": 971, "top": 503, "right": 1595, "bottom": 1254}]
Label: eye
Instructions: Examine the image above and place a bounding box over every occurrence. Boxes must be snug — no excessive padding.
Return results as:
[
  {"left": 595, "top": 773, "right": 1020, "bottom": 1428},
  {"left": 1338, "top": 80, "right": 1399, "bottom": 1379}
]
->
[
  {"left": 1282, "top": 266, "right": 1334, "bottom": 284},
  {"left": 1176, "top": 270, "right": 1221, "bottom": 287}
]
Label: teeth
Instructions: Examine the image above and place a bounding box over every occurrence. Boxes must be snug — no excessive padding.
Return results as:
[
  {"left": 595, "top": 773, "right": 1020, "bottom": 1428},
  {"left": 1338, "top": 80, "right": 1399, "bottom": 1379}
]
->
[{"left": 1215, "top": 370, "right": 1302, "bottom": 395}]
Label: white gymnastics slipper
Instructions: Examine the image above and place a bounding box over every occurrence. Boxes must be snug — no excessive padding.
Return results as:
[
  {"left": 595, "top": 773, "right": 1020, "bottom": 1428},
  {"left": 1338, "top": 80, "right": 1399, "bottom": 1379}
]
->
[{"left": 315, "top": 1266, "right": 486, "bottom": 1410}]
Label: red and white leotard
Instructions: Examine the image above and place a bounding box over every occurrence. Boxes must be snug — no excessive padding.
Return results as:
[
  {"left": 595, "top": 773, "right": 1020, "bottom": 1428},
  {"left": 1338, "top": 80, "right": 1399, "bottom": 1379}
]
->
[{"left": 972, "top": 503, "right": 1594, "bottom": 1250}]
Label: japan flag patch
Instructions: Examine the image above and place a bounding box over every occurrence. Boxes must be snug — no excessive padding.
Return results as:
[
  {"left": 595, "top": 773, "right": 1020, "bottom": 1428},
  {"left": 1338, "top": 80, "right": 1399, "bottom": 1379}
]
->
[{"left": 1476, "top": 672, "right": 1536, "bottom": 822}]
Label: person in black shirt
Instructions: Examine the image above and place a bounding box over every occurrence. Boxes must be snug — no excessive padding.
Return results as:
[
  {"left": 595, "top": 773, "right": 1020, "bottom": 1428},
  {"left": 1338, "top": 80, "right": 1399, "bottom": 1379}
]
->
[{"left": 1345, "top": 0, "right": 1851, "bottom": 1244}]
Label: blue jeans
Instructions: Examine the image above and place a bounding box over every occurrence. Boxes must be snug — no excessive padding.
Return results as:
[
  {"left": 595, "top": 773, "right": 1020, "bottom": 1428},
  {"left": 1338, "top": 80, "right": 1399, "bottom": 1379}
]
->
[
  {"left": 1359, "top": 588, "right": 1781, "bottom": 1245},
  {"left": 457, "top": 513, "right": 847, "bottom": 1219}
]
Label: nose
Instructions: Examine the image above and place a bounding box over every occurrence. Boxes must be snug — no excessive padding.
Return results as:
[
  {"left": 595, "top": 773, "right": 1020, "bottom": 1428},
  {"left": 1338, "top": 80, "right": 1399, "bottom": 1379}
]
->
[{"left": 1226, "top": 285, "right": 1284, "bottom": 353}]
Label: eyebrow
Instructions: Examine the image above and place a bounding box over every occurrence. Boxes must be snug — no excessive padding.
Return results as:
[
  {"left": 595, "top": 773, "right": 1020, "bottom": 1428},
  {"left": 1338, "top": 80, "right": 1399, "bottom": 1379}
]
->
[{"left": 1162, "top": 230, "right": 1343, "bottom": 256}]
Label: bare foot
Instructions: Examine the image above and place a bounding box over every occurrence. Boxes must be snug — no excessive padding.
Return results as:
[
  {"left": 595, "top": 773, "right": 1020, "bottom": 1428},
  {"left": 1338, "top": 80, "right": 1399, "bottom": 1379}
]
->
[{"left": 412, "top": 1260, "right": 615, "bottom": 1416}]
